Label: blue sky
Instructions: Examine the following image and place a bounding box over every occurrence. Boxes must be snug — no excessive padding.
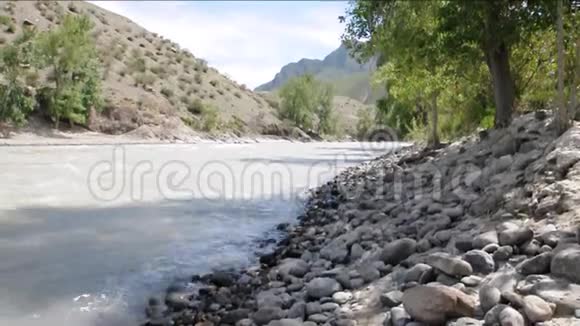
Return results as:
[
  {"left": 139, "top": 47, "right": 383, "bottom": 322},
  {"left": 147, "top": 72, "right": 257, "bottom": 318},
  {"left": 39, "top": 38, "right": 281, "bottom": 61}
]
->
[{"left": 91, "top": 1, "right": 348, "bottom": 88}]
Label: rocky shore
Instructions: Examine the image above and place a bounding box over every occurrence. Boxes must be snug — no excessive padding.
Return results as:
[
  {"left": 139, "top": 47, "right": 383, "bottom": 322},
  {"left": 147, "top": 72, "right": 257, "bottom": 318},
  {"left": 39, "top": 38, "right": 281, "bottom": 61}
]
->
[{"left": 145, "top": 112, "right": 580, "bottom": 326}]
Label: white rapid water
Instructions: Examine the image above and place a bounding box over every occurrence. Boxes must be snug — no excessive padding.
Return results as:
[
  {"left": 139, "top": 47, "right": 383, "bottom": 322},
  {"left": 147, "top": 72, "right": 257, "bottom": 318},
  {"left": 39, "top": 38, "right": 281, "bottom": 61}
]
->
[{"left": 0, "top": 141, "right": 398, "bottom": 326}]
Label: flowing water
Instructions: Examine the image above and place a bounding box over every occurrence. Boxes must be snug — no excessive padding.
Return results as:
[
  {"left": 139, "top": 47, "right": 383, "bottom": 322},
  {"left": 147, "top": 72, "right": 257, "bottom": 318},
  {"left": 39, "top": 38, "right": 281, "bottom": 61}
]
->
[{"left": 0, "top": 141, "right": 397, "bottom": 325}]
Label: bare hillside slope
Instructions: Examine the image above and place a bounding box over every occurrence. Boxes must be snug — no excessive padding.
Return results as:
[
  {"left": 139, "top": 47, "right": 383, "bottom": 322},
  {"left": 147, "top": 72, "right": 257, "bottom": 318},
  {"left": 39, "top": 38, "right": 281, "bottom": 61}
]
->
[{"left": 0, "top": 0, "right": 282, "bottom": 140}]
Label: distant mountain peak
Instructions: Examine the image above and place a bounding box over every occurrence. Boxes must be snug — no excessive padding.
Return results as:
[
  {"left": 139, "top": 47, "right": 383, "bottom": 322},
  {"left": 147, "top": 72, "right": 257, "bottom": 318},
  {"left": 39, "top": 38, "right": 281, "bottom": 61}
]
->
[{"left": 255, "top": 44, "right": 375, "bottom": 92}]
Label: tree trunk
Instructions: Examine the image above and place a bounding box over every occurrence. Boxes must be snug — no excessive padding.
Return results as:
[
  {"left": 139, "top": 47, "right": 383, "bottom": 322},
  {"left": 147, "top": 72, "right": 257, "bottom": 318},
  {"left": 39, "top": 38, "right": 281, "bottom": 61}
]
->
[
  {"left": 429, "top": 94, "right": 439, "bottom": 147},
  {"left": 556, "top": 0, "right": 568, "bottom": 134},
  {"left": 572, "top": 35, "right": 579, "bottom": 120},
  {"left": 485, "top": 42, "right": 515, "bottom": 128}
]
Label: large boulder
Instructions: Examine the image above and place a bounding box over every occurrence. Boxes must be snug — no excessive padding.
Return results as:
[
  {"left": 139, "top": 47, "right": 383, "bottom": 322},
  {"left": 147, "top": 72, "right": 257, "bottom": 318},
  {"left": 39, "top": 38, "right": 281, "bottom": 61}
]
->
[
  {"left": 516, "top": 252, "right": 552, "bottom": 275},
  {"left": 472, "top": 231, "right": 498, "bottom": 249},
  {"left": 253, "top": 307, "right": 286, "bottom": 326},
  {"left": 498, "top": 226, "right": 533, "bottom": 246},
  {"left": 499, "top": 306, "right": 525, "bottom": 326},
  {"left": 463, "top": 250, "right": 495, "bottom": 274},
  {"left": 222, "top": 309, "right": 251, "bottom": 324},
  {"left": 551, "top": 244, "right": 580, "bottom": 283},
  {"left": 267, "top": 319, "right": 303, "bottom": 326},
  {"left": 402, "top": 285, "right": 476, "bottom": 324},
  {"left": 320, "top": 244, "right": 349, "bottom": 263},
  {"left": 380, "top": 238, "right": 417, "bottom": 265},
  {"left": 425, "top": 253, "right": 473, "bottom": 277},
  {"left": 306, "top": 277, "right": 341, "bottom": 299},
  {"left": 479, "top": 285, "right": 501, "bottom": 313},
  {"left": 277, "top": 259, "right": 310, "bottom": 278},
  {"left": 522, "top": 295, "right": 554, "bottom": 323}
]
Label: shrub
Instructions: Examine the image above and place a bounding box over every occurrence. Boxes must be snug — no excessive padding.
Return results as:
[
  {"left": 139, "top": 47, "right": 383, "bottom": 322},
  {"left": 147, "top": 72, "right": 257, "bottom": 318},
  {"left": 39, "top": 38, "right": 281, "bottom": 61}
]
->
[
  {"left": 186, "top": 98, "right": 204, "bottom": 115},
  {"left": 209, "top": 80, "right": 218, "bottom": 87},
  {"left": 25, "top": 71, "right": 40, "bottom": 87},
  {"left": 0, "top": 84, "right": 35, "bottom": 126},
  {"left": 196, "top": 59, "right": 208, "bottom": 73},
  {"left": 0, "top": 14, "right": 14, "bottom": 32},
  {"left": 150, "top": 65, "right": 168, "bottom": 78},
  {"left": 194, "top": 73, "right": 202, "bottom": 84},
  {"left": 200, "top": 105, "right": 219, "bottom": 132},
  {"left": 127, "top": 55, "right": 146, "bottom": 74},
  {"left": 264, "top": 96, "right": 279, "bottom": 110},
  {"left": 134, "top": 73, "right": 156, "bottom": 87},
  {"left": 160, "top": 87, "right": 174, "bottom": 99},
  {"left": 217, "top": 89, "right": 224, "bottom": 95},
  {"left": 234, "top": 91, "right": 242, "bottom": 99}
]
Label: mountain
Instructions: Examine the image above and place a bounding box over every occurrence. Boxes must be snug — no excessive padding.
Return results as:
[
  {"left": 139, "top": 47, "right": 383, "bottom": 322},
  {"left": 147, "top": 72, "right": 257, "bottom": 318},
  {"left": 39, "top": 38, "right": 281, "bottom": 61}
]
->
[
  {"left": 255, "top": 44, "right": 383, "bottom": 104},
  {"left": 0, "top": 0, "right": 282, "bottom": 140}
]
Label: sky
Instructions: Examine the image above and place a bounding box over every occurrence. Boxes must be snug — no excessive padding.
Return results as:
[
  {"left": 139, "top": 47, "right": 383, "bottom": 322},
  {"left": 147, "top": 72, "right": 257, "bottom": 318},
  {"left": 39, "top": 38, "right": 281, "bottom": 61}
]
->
[{"left": 90, "top": 1, "right": 348, "bottom": 89}]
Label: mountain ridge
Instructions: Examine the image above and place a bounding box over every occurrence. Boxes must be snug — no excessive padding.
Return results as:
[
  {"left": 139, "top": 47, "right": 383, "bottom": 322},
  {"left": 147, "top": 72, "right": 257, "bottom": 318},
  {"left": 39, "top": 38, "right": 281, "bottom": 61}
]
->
[{"left": 255, "top": 44, "right": 382, "bottom": 104}]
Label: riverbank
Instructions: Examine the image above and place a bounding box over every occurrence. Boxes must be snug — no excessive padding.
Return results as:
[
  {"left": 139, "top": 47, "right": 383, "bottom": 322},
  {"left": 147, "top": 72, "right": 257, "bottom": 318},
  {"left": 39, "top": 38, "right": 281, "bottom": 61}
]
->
[
  {"left": 145, "top": 111, "right": 580, "bottom": 326},
  {"left": 0, "top": 126, "right": 357, "bottom": 147}
]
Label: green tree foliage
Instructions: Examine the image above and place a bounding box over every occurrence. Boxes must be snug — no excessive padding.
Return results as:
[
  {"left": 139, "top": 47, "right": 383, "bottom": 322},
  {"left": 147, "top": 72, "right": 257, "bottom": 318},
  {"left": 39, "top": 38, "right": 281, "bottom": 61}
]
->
[
  {"left": 316, "top": 82, "right": 335, "bottom": 135},
  {"left": 355, "top": 106, "right": 374, "bottom": 140},
  {"left": 0, "top": 30, "right": 37, "bottom": 125},
  {"left": 36, "top": 14, "right": 102, "bottom": 128},
  {"left": 341, "top": 0, "right": 569, "bottom": 140},
  {"left": 437, "top": 0, "right": 556, "bottom": 127},
  {"left": 278, "top": 74, "right": 337, "bottom": 134}
]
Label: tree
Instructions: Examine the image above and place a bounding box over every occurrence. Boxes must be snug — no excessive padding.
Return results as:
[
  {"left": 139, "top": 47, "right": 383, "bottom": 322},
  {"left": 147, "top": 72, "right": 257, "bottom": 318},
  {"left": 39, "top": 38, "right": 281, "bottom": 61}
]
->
[
  {"left": 315, "top": 82, "right": 335, "bottom": 135},
  {"left": 356, "top": 106, "right": 374, "bottom": 140},
  {"left": 0, "top": 30, "right": 36, "bottom": 125},
  {"left": 556, "top": 0, "right": 568, "bottom": 133},
  {"left": 36, "top": 14, "right": 102, "bottom": 128},
  {"left": 278, "top": 74, "right": 336, "bottom": 134},
  {"left": 345, "top": 1, "right": 446, "bottom": 146},
  {"left": 437, "top": 1, "right": 557, "bottom": 128},
  {"left": 342, "top": 0, "right": 558, "bottom": 128}
]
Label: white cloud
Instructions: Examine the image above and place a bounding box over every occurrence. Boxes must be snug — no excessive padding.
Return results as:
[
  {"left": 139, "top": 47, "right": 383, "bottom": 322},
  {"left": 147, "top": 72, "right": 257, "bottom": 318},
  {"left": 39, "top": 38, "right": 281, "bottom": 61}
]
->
[{"left": 90, "top": 1, "right": 346, "bottom": 88}]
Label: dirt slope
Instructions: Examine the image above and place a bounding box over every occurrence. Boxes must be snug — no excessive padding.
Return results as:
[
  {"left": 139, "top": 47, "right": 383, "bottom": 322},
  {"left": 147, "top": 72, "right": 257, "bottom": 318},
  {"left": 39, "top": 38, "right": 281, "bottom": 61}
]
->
[{"left": 0, "top": 0, "right": 282, "bottom": 140}]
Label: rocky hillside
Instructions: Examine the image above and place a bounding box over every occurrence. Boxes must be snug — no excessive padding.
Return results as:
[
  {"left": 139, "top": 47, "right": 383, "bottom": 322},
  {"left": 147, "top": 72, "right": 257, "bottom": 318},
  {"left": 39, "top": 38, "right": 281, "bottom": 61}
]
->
[
  {"left": 145, "top": 111, "right": 580, "bottom": 326},
  {"left": 0, "top": 0, "right": 283, "bottom": 140},
  {"left": 255, "top": 45, "right": 383, "bottom": 104}
]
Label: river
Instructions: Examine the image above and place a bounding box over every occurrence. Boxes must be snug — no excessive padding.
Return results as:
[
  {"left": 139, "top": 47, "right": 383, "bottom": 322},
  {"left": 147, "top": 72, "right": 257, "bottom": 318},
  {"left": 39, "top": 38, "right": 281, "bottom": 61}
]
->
[{"left": 0, "top": 141, "right": 397, "bottom": 325}]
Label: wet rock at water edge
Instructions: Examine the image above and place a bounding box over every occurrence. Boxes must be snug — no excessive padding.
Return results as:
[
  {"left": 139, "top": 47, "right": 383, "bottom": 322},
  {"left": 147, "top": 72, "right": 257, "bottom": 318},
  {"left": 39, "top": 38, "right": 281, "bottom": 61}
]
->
[{"left": 209, "top": 271, "right": 236, "bottom": 287}]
